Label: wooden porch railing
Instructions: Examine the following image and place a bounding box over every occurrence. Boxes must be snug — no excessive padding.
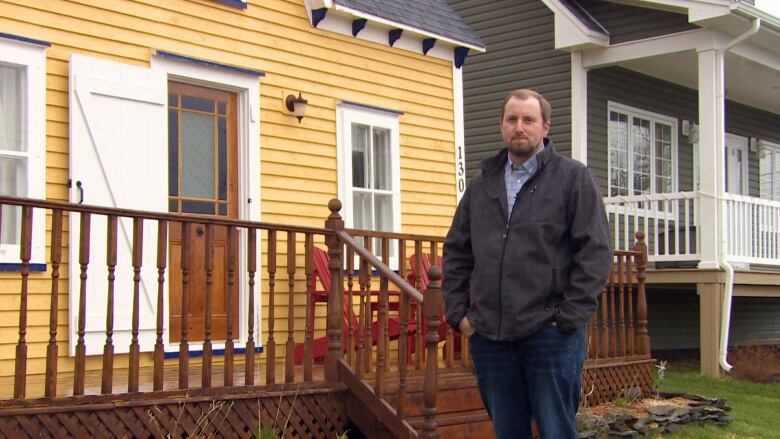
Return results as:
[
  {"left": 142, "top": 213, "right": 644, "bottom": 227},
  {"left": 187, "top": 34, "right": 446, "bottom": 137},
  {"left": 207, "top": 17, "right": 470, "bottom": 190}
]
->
[{"left": 0, "top": 195, "right": 650, "bottom": 436}]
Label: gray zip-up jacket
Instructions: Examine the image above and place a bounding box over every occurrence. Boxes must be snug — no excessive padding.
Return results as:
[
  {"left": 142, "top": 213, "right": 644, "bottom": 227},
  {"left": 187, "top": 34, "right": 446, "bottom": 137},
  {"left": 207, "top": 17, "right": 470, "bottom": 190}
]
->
[{"left": 442, "top": 140, "right": 613, "bottom": 340}]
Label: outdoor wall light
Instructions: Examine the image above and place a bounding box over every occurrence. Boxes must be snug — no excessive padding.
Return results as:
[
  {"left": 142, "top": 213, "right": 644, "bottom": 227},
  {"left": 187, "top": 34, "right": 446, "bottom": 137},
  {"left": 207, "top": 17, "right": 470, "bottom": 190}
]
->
[{"left": 286, "top": 92, "right": 308, "bottom": 123}]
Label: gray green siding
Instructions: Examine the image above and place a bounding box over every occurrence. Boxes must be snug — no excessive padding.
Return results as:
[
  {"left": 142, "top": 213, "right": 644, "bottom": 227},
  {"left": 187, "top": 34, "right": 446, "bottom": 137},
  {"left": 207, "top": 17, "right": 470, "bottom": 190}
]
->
[
  {"left": 587, "top": 67, "right": 780, "bottom": 197},
  {"left": 648, "top": 287, "right": 780, "bottom": 350},
  {"left": 588, "top": 67, "right": 697, "bottom": 193},
  {"left": 449, "top": 0, "right": 572, "bottom": 177}
]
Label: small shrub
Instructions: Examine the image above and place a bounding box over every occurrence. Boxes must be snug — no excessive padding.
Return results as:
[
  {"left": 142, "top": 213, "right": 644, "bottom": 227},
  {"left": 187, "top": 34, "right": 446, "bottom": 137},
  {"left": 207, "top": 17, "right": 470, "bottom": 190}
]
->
[{"left": 729, "top": 343, "right": 780, "bottom": 383}]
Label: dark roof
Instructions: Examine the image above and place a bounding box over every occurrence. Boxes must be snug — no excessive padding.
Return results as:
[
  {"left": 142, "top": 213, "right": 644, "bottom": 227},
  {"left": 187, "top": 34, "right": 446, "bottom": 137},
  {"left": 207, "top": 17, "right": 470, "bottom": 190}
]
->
[{"left": 333, "top": 0, "right": 484, "bottom": 48}]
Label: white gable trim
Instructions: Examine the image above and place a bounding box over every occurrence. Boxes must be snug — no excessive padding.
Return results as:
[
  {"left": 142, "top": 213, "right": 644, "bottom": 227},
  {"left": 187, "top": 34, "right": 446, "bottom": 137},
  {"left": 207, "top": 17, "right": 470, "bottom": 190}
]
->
[
  {"left": 623, "top": 0, "right": 731, "bottom": 22},
  {"left": 581, "top": 28, "right": 719, "bottom": 68},
  {"left": 540, "top": 0, "right": 609, "bottom": 50}
]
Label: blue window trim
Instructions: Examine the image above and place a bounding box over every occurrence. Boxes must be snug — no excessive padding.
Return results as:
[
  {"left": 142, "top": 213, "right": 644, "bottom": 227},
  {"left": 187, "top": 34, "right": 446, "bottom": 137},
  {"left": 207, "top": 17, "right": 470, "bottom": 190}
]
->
[
  {"left": 155, "top": 50, "right": 265, "bottom": 77},
  {"left": 0, "top": 32, "right": 51, "bottom": 47},
  {"left": 338, "top": 100, "right": 404, "bottom": 116},
  {"left": 0, "top": 263, "right": 47, "bottom": 272},
  {"left": 164, "top": 346, "right": 263, "bottom": 359},
  {"left": 213, "top": 0, "right": 247, "bottom": 9}
]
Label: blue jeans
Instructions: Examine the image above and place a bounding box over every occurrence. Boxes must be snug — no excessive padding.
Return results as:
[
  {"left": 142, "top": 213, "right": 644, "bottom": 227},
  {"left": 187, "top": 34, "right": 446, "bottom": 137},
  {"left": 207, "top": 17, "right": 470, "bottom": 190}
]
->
[{"left": 469, "top": 323, "right": 585, "bottom": 439}]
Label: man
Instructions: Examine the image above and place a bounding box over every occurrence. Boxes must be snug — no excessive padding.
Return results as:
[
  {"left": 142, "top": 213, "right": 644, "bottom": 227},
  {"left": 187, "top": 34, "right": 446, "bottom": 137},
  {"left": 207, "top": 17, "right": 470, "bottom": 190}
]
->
[{"left": 442, "top": 89, "right": 612, "bottom": 438}]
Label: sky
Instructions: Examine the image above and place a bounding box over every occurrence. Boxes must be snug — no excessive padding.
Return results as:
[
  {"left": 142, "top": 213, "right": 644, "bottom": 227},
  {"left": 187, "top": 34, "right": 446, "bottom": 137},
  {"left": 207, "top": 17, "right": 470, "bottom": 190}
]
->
[{"left": 755, "top": 0, "right": 780, "bottom": 18}]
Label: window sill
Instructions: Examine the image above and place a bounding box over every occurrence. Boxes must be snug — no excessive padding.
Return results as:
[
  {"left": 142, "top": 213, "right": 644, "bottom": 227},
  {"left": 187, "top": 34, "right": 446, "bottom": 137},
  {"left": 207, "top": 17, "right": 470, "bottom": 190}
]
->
[
  {"left": 0, "top": 263, "right": 47, "bottom": 272},
  {"left": 211, "top": 0, "right": 247, "bottom": 9}
]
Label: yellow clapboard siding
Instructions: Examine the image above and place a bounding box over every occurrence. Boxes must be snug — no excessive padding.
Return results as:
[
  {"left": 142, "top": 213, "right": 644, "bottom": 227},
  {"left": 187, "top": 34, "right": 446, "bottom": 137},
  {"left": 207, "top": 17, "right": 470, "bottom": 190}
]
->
[
  {"left": 262, "top": 175, "right": 337, "bottom": 194},
  {"left": 6, "top": 0, "right": 454, "bottom": 101},
  {"left": 0, "top": 0, "right": 461, "bottom": 375}
]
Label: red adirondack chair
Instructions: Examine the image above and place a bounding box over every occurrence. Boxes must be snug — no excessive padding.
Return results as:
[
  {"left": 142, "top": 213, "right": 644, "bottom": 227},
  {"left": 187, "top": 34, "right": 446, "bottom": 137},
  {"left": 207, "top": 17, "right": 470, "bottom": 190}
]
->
[
  {"left": 407, "top": 253, "right": 459, "bottom": 348},
  {"left": 293, "top": 246, "right": 416, "bottom": 364}
]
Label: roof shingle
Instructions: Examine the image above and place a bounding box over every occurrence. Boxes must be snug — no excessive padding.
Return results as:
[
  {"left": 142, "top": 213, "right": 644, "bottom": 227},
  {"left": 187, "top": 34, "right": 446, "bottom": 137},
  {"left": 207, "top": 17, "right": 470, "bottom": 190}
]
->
[{"left": 333, "top": 0, "right": 484, "bottom": 48}]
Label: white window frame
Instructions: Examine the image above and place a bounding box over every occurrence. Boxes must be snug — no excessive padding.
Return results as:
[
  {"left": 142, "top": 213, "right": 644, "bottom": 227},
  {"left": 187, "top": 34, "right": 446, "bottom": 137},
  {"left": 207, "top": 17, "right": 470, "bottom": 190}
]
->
[
  {"left": 337, "top": 103, "right": 402, "bottom": 268},
  {"left": 151, "top": 54, "right": 261, "bottom": 351},
  {"left": 759, "top": 140, "right": 780, "bottom": 202},
  {"left": 0, "top": 37, "right": 47, "bottom": 266},
  {"left": 607, "top": 102, "right": 678, "bottom": 199}
]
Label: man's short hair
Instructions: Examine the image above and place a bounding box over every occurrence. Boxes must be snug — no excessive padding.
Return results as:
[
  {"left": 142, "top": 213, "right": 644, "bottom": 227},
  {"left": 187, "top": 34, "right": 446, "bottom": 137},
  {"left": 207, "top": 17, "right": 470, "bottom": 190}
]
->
[{"left": 500, "top": 89, "right": 551, "bottom": 125}]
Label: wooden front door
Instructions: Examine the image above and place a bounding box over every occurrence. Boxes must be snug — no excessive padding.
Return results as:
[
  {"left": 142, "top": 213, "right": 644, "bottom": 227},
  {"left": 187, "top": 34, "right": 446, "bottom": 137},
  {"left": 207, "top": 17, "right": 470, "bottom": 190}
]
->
[{"left": 167, "top": 81, "right": 239, "bottom": 343}]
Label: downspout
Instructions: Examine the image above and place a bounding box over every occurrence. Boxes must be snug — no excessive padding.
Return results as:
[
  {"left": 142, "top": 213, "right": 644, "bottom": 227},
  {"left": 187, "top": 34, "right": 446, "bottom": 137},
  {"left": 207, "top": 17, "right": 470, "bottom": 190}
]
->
[{"left": 716, "top": 18, "right": 761, "bottom": 373}]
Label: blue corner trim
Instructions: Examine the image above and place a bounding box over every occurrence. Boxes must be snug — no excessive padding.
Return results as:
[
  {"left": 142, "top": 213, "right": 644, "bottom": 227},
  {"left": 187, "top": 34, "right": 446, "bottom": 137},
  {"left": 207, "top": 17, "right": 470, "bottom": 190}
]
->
[
  {"left": 214, "top": 0, "right": 248, "bottom": 9},
  {"left": 0, "top": 263, "right": 47, "bottom": 272},
  {"left": 339, "top": 100, "right": 404, "bottom": 116},
  {"left": 312, "top": 8, "right": 328, "bottom": 27},
  {"left": 155, "top": 50, "right": 265, "bottom": 77},
  {"left": 422, "top": 38, "right": 436, "bottom": 55},
  {"left": 352, "top": 19, "right": 367, "bottom": 37},
  {"left": 388, "top": 29, "right": 403, "bottom": 47},
  {"left": 454, "top": 46, "right": 469, "bottom": 69},
  {"left": 164, "top": 345, "right": 264, "bottom": 359},
  {"left": 0, "top": 32, "right": 51, "bottom": 47}
]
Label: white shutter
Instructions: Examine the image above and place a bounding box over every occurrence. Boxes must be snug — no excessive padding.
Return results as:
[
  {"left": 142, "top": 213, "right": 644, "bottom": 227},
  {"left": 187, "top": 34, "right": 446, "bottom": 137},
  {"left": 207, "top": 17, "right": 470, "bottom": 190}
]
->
[{"left": 68, "top": 54, "right": 167, "bottom": 355}]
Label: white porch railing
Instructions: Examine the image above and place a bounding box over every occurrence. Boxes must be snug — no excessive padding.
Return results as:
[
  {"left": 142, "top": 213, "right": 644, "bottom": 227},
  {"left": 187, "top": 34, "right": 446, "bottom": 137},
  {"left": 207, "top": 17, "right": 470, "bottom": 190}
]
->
[
  {"left": 723, "top": 193, "right": 780, "bottom": 265},
  {"left": 603, "top": 191, "right": 699, "bottom": 263}
]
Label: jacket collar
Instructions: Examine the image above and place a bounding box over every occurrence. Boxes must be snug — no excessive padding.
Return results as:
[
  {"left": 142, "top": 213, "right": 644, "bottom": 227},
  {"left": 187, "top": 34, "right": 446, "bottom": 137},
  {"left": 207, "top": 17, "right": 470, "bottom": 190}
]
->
[{"left": 481, "top": 138, "right": 557, "bottom": 210}]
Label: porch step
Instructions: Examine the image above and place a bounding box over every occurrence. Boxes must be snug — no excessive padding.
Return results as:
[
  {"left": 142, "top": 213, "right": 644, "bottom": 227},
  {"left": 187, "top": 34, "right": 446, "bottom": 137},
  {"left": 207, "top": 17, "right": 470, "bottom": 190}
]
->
[{"left": 346, "top": 369, "right": 495, "bottom": 438}]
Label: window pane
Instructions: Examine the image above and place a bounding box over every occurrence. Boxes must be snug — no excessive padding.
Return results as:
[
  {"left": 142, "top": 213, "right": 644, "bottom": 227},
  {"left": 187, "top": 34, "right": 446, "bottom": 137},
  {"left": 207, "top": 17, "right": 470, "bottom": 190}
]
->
[
  {"left": 373, "top": 193, "right": 394, "bottom": 259},
  {"left": 0, "top": 64, "right": 26, "bottom": 152},
  {"left": 0, "top": 156, "right": 26, "bottom": 245},
  {"left": 181, "top": 95, "right": 215, "bottom": 113},
  {"left": 181, "top": 112, "right": 215, "bottom": 199},
  {"left": 632, "top": 117, "right": 651, "bottom": 195},
  {"left": 168, "top": 110, "right": 179, "bottom": 197},
  {"left": 218, "top": 117, "right": 227, "bottom": 201},
  {"left": 654, "top": 122, "right": 673, "bottom": 193},
  {"left": 372, "top": 127, "right": 391, "bottom": 190},
  {"left": 352, "top": 190, "right": 372, "bottom": 230},
  {"left": 352, "top": 123, "right": 369, "bottom": 189},
  {"left": 609, "top": 111, "right": 629, "bottom": 196},
  {"left": 374, "top": 193, "right": 393, "bottom": 232}
]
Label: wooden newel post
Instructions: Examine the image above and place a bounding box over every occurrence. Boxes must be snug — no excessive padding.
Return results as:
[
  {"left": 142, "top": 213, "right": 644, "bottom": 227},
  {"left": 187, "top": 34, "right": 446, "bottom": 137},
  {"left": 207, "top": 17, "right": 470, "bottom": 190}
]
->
[
  {"left": 634, "top": 231, "right": 650, "bottom": 356},
  {"left": 325, "top": 199, "right": 345, "bottom": 382},
  {"left": 420, "top": 265, "right": 443, "bottom": 439}
]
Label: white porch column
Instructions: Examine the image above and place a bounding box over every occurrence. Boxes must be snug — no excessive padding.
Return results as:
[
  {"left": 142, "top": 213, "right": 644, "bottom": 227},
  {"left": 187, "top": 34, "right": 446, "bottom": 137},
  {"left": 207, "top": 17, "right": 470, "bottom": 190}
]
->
[
  {"left": 697, "top": 48, "right": 725, "bottom": 269},
  {"left": 571, "top": 51, "right": 588, "bottom": 165}
]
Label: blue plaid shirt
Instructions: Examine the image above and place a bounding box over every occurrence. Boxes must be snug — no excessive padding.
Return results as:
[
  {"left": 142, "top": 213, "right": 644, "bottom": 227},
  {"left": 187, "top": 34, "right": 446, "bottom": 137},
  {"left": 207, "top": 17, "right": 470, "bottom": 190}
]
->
[{"left": 504, "top": 147, "right": 543, "bottom": 220}]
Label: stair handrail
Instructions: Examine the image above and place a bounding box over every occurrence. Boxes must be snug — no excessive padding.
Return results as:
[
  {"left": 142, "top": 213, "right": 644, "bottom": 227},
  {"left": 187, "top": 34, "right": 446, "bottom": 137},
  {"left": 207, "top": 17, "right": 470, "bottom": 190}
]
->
[{"left": 324, "top": 198, "right": 441, "bottom": 438}]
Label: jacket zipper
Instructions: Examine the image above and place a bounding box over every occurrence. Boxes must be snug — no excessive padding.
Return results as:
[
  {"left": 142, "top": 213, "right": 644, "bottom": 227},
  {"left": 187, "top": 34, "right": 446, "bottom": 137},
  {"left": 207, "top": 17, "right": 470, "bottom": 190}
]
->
[{"left": 496, "top": 161, "right": 545, "bottom": 339}]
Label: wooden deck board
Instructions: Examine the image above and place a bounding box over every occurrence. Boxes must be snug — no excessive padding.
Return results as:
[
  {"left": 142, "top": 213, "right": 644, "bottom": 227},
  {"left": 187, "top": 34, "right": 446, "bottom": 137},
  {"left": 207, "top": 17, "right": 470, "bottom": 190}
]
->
[{"left": 0, "top": 358, "right": 327, "bottom": 400}]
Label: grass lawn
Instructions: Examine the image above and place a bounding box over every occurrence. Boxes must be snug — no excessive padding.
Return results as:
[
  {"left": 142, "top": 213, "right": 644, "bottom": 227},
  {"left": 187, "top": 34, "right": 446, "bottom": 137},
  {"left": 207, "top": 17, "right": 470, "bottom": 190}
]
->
[{"left": 655, "top": 365, "right": 780, "bottom": 438}]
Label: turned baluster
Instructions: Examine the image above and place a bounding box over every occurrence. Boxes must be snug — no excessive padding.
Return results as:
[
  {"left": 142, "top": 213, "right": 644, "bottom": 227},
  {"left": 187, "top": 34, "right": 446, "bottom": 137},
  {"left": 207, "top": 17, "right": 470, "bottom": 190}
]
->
[
  {"left": 128, "top": 217, "right": 143, "bottom": 393},
  {"left": 74, "top": 212, "right": 90, "bottom": 396},
  {"left": 14, "top": 206, "right": 33, "bottom": 399},
  {"left": 45, "top": 209, "right": 64, "bottom": 398},
  {"left": 153, "top": 220, "right": 167, "bottom": 391},
  {"left": 102, "top": 215, "right": 118, "bottom": 394},
  {"left": 245, "top": 227, "right": 257, "bottom": 385},
  {"left": 266, "top": 229, "right": 277, "bottom": 385}
]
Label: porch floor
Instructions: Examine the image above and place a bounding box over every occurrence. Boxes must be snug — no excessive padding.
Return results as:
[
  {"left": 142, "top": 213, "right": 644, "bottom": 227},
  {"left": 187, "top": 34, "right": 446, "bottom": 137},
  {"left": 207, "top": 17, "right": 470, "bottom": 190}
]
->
[{"left": 0, "top": 356, "right": 327, "bottom": 400}]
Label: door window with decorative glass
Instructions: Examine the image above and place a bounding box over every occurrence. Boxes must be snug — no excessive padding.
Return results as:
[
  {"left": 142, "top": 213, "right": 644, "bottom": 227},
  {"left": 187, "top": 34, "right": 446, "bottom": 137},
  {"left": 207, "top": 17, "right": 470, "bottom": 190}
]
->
[
  {"left": 338, "top": 105, "right": 401, "bottom": 265},
  {"left": 608, "top": 103, "right": 676, "bottom": 198}
]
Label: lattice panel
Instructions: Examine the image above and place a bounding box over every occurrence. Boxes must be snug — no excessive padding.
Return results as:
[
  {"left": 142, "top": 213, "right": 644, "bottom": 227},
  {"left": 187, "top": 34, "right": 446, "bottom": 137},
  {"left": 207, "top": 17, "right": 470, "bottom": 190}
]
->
[
  {"left": 0, "top": 391, "right": 347, "bottom": 439},
  {"left": 580, "top": 360, "right": 654, "bottom": 407}
]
